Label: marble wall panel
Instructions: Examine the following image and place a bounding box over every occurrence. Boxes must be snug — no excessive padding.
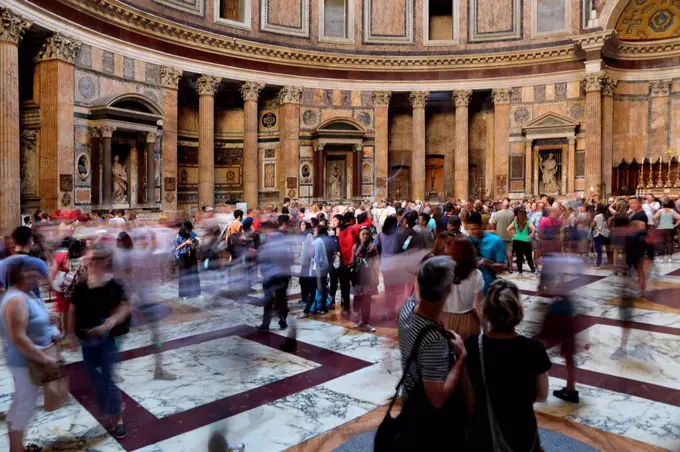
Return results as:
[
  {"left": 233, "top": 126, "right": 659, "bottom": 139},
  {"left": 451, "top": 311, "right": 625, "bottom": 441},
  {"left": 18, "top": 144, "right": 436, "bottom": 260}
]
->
[
  {"left": 533, "top": 102, "right": 567, "bottom": 119},
  {"left": 364, "top": 0, "right": 414, "bottom": 43},
  {"left": 389, "top": 113, "right": 413, "bottom": 155},
  {"left": 425, "top": 109, "right": 455, "bottom": 156},
  {"left": 511, "top": 105, "right": 532, "bottom": 127},
  {"left": 613, "top": 100, "right": 648, "bottom": 164},
  {"left": 178, "top": 106, "right": 199, "bottom": 132},
  {"left": 261, "top": 0, "right": 310, "bottom": 36},
  {"left": 671, "top": 94, "right": 680, "bottom": 155},
  {"left": 320, "top": 108, "right": 352, "bottom": 123},
  {"left": 76, "top": 44, "right": 92, "bottom": 69},
  {"left": 301, "top": 108, "right": 321, "bottom": 130},
  {"left": 123, "top": 57, "right": 135, "bottom": 80},
  {"left": 98, "top": 77, "right": 142, "bottom": 100},
  {"left": 153, "top": 0, "right": 204, "bottom": 15},
  {"left": 353, "top": 109, "right": 374, "bottom": 130},
  {"left": 535, "top": 0, "right": 568, "bottom": 36},
  {"left": 216, "top": 109, "right": 245, "bottom": 134},
  {"left": 616, "top": 82, "right": 650, "bottom": 96},
  {"left": 114, "top": 54, "right": 125, "bottom": 78},
  {"left": 567, "top": 80, "right": 581, "bottom": 99},
  {"left": 470, "top": 0, "right": 521, "bottom": 41},
  {"left": 522, "top": 86, "right": 534, "bottom": 103}
]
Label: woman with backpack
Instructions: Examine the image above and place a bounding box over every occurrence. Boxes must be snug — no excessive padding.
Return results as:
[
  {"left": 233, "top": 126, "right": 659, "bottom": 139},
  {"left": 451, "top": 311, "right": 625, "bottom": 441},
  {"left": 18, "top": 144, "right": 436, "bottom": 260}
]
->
[
  {"left": 173, "top": 221, "right": 201, "bottom": 299},
  {"left": 350, "top": 226, "right": 378, "bottom": 332}
]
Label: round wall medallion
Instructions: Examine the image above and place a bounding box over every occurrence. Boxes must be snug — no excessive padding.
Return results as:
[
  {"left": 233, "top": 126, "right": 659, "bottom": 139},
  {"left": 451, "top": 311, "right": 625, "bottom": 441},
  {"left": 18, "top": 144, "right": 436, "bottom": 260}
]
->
[
  {"left": 570, "top": 104, "right": 584, "bottom": 120},
  {"left": 302, "top": 110, "right": 317, "bottom": 126},
  {"left": 514, "top": 108, "right": 530, "bottom": 124},
  {"left": 261, "top": 112, "right": 277, "bottom": 128},
  {"left": 357, "top": 112, "right": 372, "bottom": 127},
  {"left": 75, "top": 152, "right": 90, "bottom": 181},
  {"left": 78, "top": 76, "right": 96, "bottom": 100}
]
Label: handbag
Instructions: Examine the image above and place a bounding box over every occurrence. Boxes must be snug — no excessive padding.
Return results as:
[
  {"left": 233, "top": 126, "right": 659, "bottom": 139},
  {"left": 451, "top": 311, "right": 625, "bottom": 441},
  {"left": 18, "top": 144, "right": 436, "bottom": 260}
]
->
[
  {"left": 27, "top": 342, "right": 60, "bottom": 386},
  {"left": 478, "top": 335, "right": 540, "bottom": 452},
  {"left": 44, "top": 375, "right": 70, "bottom": 412}
]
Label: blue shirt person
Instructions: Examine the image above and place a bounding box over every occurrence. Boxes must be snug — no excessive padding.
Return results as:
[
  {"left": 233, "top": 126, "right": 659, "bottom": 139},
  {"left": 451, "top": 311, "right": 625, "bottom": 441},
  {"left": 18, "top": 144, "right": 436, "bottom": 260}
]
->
[{"left": 465, "top": 211, "right": 507, "bottom": 293}]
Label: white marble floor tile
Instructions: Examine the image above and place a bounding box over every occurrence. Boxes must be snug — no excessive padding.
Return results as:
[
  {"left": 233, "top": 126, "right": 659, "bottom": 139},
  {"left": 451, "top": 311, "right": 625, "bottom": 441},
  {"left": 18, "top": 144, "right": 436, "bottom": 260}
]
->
[{"left": 624, "top": 401, "right": 680, "bottom": 451}]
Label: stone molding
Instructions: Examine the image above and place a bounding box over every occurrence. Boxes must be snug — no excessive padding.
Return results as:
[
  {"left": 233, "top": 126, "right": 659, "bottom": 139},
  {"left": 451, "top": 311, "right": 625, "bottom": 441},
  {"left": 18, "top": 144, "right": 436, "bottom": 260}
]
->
[
  {"left": 196, "top": 74, "right": 221, "bottom": 96},
  {"left": 145, "top": 131, "right": 158, "bottom": 143},
  {"left": 453, "top": 89, "right": 473, "bottom": 107},
  {"left": 602, "top": 77, "right": 618, "bottom": 97},
  {"left": 491, "top": 88, "right": 512, "bottom": 105},
  {"left": 649, "top": 80, "right": 672, "bottom": 97},
  {"left": 572, "top": 30, "right": 617, "bottom": 52},
  {"left": 277, "top": 86, "right": 303, "bottom": 104},
  {"left": 92, "top": 125, "right": 116, "bottom": 138},
  {"left": 612, "top": 37, "right": 680, "bottom": 60},
  {"left": 581, "top": 71, "right": 610, "bottom": 93},
  {"left": 35, "top": 33, "right": 81, "bottom": 64},
  {"left": 160, "top": 66, "right": 182, "bottom": 89},
  {"left": 372, "top": 91, "right": 391, "bottom": 107},
  {"left": 409, "top": 92, "right": 429, "bottom": 108},
  {"left": 240, "top": 81, "right": 265, "bottom": 102},
  {"left": 0, "top": 7, "right": 31, "bottom": 45}
]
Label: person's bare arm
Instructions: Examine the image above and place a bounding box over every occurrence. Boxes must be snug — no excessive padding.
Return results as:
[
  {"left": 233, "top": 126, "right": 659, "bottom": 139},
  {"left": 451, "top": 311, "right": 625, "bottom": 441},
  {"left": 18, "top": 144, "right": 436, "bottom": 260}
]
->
[
  {"left": 535, "top": 371, "right": 549, "bottom": 402},
  {"left": 423, "top": 333, "right": 467, "bottom": 409},
  {"left": 5, "top": 296, "right": 59, "bottom": 371},
  {"left": 673, "top": 210, "right": 680, "bottom": 227},
  {"left": 88, "top": 301, "right": 131, "bottom": 337},
  {"left": 506, "top": 223, "right": 515, "bottom": 235},
  {"left": 473, "top": 290, "right": 483, "bottom": 321}
]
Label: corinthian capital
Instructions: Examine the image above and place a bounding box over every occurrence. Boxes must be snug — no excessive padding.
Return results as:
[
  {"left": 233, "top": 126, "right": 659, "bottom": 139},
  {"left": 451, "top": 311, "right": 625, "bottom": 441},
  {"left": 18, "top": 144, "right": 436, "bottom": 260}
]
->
[
  {"left": 240, "top": 81, "right": 265, "bottom": 102},
  {"left": 602, "top": 77, "right": 618, "bottom": 97},
  {"left": 372, "top": 91, "right": 391, "bottom": 107},
  {"left": 0, "top": 7, "right": 31, "bottom": 45},
  {"left": 146, "top": 131, "right": 158, "bottom": 143},
  {"left": 409, "top": 91, "right": 429, "bottom": 108},
  {"left": 196, "top": 75, "right": 221, "bottom": 96},
  {"left": 93, "top": 125, "right": 116, "bottom": 138},
  {"left": 278, "top": 86, "right": 303, "bottom": 104},
  {"left": 160, "top": 66, "right": 182, "bottom": 89},
  {"left": 35, "top": 33, "right": 81, "bottom": 64},
  {"left": 581, "top": 71, "right": 610, "bottom": 93},
  {"left": 453, "top": 89, "right": 473, "bottom": 107},
  {"left": 491, "top": 88, "right": 512, "bottom": 105},
  {"left": 649, "top": 80, "right": 672, "bottom": 97}
]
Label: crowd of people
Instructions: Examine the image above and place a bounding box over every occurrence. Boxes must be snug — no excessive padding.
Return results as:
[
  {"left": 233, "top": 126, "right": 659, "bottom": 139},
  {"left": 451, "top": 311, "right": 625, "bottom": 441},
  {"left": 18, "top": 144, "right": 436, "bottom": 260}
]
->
[{"left": 0, "top": 190, "right": 677, "bottom": 451}]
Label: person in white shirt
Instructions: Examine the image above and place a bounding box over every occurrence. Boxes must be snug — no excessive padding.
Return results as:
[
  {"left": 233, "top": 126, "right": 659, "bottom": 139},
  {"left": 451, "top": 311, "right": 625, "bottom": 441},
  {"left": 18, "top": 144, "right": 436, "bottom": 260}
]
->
[
  {"left": 108, "top": 209, "right": 127, "bottom": 227},
  {"left": 643, "top": 193, "right": 661, "bottom": 227}
]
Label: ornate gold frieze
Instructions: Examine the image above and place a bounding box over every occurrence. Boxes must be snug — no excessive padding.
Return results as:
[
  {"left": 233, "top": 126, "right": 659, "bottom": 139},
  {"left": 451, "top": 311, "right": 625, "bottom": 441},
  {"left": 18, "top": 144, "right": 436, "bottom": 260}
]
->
[
  {"left": 35, "top": 33, "right": 81, "bottom": 64},
  {"left": 0, "top": 7, "right": 31, "bottom": 44},
  {"left": 240, "top": 81, "right": 264, "bottom": 102},
  {"left": 196, "top": 74, "right": 221, "bottom": 96},
  {"left": 160, "top": 66, "right": 182, "bottom": 89}
]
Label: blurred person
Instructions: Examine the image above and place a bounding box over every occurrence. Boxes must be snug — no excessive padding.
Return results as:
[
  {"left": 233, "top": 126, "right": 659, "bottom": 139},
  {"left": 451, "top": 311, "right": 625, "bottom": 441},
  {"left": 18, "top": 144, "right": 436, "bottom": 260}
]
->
[
  {"left": 226, "top": 209, "right": 244, "bottom": 240},
  {"left": 592, "top": 204, "right": 612, "bottom": 268},
  {"left": 0, "top": 227, "right": 49, "bottom": 300},
  {"left": 431, "top": 231, "right": 456, "bottom": 257},
  {"left": 447, "top": 215, "right": 467, "bottom": 236},
  {"left": 173, "top": 221, "right": 201, "bottom": 299},
  {"left": 441, "top": 238, "right": 483, "bottom": 339},
  {"left": 538, "top": 205, "right": 563, "bottom": 256},
  {"left": 299, "top": 224, "right": 333, "bottom": 318},
  {"left": 255, "top": 221, "right": 294, "bottom": 330},
  {"left": 530, "top": 202, "right": 545, "bottom": 270},
  {"left": 327, "top": 214, "right": 344, "bottom": 307},
  {"left": 108, "top": 209, "right": 126, "bottom": 227},
  {"left": 438, "top": 202, "right": 455, "bottom": 233},
  {"left": 336, "top": 212, "right": 357, "bottom": 315},
  {"left": 1, "top": 259, "right": 61, "bottom": 452},
  {"left": 350, "top": 226, "right": 378, "bottom": 332},
  {"left": 643, "top": 193, "right": 660, "bottom": 228},
  {"left": 466, "top": 212, "right": 507, "bottom": 294},
  {"left": 507, "top": 208, "right": 536, "bottom": 276},
  {"left": 51, "top": 239, "right": 86, "bottom": 334},
  {"left": 629, "top": 196, "right": 652, "bottom": 290},
  {"left": 465, "top": 279, "right": 550, "bottom": 451},
  {"left": 489, "top": 200, "right": 515, "bottom": 273},
  {"left": 67, "top": 246, "right": 131, "bottom": 438},
  {"left": 653, "top": 198, "right": 680, "bottom": 262},
  {"left": 374, "top": 215, "right": 406, "bottom": 318},
  {"left": 298, "top": 221, "right": 314, "bottom": 308}
]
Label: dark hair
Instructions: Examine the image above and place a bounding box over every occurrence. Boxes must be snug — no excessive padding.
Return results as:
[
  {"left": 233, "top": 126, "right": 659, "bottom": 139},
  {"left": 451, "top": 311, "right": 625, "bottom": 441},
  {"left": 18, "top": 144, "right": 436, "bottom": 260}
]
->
[
  {"left": 68, "top": 240, "right": 85, "bottom": 259},
  {"left": 417, "top": 256, "right": 455, "bottom": 303},
  {"left": 382, "top": 215, "right": 398, "bottom": 235},
  {"left": 405, "top": 210, "right": 419, "bottom": 228},
  {"left": 547, "top": 196, "right": 555, "bottom": 206},
  {"left": 299, "top": 207, "right": 306, "bottom": 214},
  {"left": 420, "top": 212, "right": 431, "bottom": 224},
  {"left": 451, "top": 238, "right": 477, "bottom": 284},
  {"left": 310, "top": 217, "right": 319, "bottom": 228},
  {"left": 445, "top": 202, "right": 454, "bottom": 213},
  {"left": 234, "top": 209, "right": 244, "bottom": 220},
  {"left": 467, "top": 211, "right": 482, "bottom": 225},
  {"left": 11, "top": 226, "right": 32, "bottom": 247},
  {"left": 316, "top": 225, "right": 328, "bottom": 236},
  {"left": 333, "top": 214, "right": 345, "bottom": 225},
  {"left": 613, "top": 213, "right": 630, "bottom": 228},
  {"left": 283, "top": 197, "right": 291, "bottom": 204},
  {"left": 356, "top": 212, "right": 367, "bottom": 224},
  {"left": 117, "top": 231, "right": 134, "bottom": 250},
  {"left": 277, "top": 215, "right": 289, "bottom": 226},
  {"left": 23, "top": 216, "right": 31, "bottom": 224},
  {"left": 395, "top": 207, "right": 405, "bottom": 217},
  {"left": 343, "top": 211, "right": 355, "bottom": 224},
  {"left": 7, "top": 258, "right": 25, "bottom": 287},
  {"left": 663, "top": 199, "right": 675, "bottom": 209},
  {"left": 448, "top": 215, "right": 462, "bottom": 232},
  {"left": 179, "top": 221, "right": 193, "bottom": 238},
  {"left": 516, "top": 208, "right": 528, "bottom": 231},
  {"left": 596, "top": 203, "right": 607, "bottom": 215}
]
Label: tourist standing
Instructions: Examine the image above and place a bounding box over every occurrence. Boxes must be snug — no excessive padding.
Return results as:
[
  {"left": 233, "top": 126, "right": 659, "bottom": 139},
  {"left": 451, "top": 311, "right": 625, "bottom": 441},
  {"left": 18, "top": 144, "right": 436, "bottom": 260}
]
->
[
  {"left": 256, "top": 218, "right": 294, "bottom": 330},
  {"left": 592, "top": 204, "right": 612, "bottom": 268},
  {"left": 350, "top": 226, "right": 378, "bottom": 332},
  {"left": 654, "top": 199, "right": 680, "bottom": 262},
  {"left": 173, "top": 221, "right": 201, "bottom": 299},
  {"left": 507, "top": 208, "right": 536, "bottom": 276},
  {"left": 466, "top": 212, "right": 507, "bottom": 293},
  {"left": 489, "top": 200, "right": 515, "bottom": 273},
  {"left": 298, "top": 221, "right": 314, "bottom": 308},
  {"left": 441, "top": 238, "right": 483, "bottom": 338}
]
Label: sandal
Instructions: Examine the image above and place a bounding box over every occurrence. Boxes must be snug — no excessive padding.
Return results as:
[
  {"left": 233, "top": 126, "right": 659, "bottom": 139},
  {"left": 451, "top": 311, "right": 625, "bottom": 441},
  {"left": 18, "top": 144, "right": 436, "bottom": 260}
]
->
[{"left": 26, "top": 444, "right": 43, "bottom": 452}]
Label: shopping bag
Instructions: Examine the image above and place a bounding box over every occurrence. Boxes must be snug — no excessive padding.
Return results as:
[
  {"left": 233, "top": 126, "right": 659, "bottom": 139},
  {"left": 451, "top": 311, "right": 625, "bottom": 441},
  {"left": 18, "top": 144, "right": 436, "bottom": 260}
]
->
[{"left": 44, "top": 376, "right": 69, "bottom": 412}]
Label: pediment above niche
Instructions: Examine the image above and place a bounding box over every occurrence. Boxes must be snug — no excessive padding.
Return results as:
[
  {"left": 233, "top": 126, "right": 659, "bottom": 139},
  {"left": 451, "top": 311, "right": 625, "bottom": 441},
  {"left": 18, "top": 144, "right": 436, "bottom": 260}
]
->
[{"left": 522, "top": 112, "right": 579, "bottom": 131}]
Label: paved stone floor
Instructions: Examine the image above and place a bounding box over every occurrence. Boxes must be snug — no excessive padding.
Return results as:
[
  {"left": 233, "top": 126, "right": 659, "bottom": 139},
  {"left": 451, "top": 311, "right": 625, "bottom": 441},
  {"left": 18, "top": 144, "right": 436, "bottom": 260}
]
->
[{"left": 1, "top": 260, "right": 680, "bottom": 451}]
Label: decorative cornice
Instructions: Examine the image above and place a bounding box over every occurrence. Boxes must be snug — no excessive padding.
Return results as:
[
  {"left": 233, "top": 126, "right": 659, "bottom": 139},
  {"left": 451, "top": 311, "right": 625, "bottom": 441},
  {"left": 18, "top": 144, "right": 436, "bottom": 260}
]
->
[
  {"left": 0, "top": 7, "right": 31, "bottom": 45},
  {"left": 372, "top": 91, "right": 391, "bottom": 107},
  {"left": 277, "top": 86, "right": 303, "bottom": 104},
  {"left": 453, "top": 89, "right": 473, "bottom": 107},
  {"left": 93, "top": 125, "right": 115, "bottom": 138},
  {"left": 649, "top": 80, "right": 672, "bottom": 97},
  {"left": 572, "top": 30, "right": 617, "bottom": 52},
  {"left": 612, "top": 37, "right": 680, "bottom": 60},
  {"left": 196, "top": 74, "right": 220, "bottom": 96},
  {"left": 491, "top": 88, "right": 512, "bottom": 105},
  {"left": 602, "top": 77, "right": 618, "bottom": 97},
  {"left": 160, "top": 66, "right": 182, "bottom": 89},
  {"left": 409, "top": 91, "right": 429, "bottom": 108},
  {"left": 35, "top": 33, "right": 81, "bottom": 64},
  {"left": 145, "top": 131, "right": 158, "bottom": 143},
  {"left": 54, "top": 0, "right": 579, "bottom": 72},
  {"left": 240, "top": 81, "right": 264, "bottom": 102},
  {"left": 581, "top": 71, "right": 609, "bottom": 92}
]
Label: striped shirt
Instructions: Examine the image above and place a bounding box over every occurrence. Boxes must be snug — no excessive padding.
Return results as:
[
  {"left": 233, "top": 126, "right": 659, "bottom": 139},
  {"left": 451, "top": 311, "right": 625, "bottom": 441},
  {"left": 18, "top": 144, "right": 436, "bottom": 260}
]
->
[{"left": 397, "top": 297, "right": 451, "bottom": 398}]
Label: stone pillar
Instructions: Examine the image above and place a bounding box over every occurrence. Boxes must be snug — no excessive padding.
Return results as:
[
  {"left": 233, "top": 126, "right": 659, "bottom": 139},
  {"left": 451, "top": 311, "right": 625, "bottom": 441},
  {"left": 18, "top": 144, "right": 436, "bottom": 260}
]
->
[
  {"left": 353, "top": 147, "right": 361, "bottom": 198},
  {"left": 278, "top": 86, "right": 302, "bottom": 200},
  {"left": 453, "top": 89, "right": 472, "bottom": 200},
  {"left": 568, "top": 137, "right": 576, "bottom": 194},
  {"left": 145, "top": 132, "right": 157, "bottom": 205},
  {"left": 372, "top": 91, "right": 391, "bottom": 200},
  {"left": 95, "top": 125, "right": 116, "bottom": 206},
  {"left": 36, "top": 33, "right": 80, "bottom": 211},
  {"left": 492, "top": 88, "right": 512, "bottom": 199},
  {"left": 160, "top": 66, "right": 181, "bottom": 211},
  {"left": 485, "top": 103, "right": 495, "bottom": 197},
  {"left": 581, "top": 71, "right": 608, "bottom": 194},
  {"left": 240, "top": 81, "right": 264, "bottom": 209},
  {"left": 0, "top": 8, "right": 30, "bottom": 233},
  {"left": 196, "top": 74, "right": 220, "bottom": 209},
  {"left": 649, "top": 80, "right": 671, "bottom": 162},
  {"left": 410, "top": 91, "right": 429, "bottom": 200},
  {"left": 525, "top": 138, "right": 533, "bottom": 196},
  {"left": 601, "top": 77, "right": 617, "bottom": 196},
  {"left": 314, "top": 144, "right": 324, "bottom": 198}
]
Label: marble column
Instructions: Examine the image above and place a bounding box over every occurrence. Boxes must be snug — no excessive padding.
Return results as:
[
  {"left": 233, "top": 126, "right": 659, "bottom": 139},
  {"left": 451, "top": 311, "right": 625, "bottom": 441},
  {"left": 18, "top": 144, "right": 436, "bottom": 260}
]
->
[
  {"left": 372, "top": 91, "right": 391, "bottom": 200},
  {"left": 278, "top": 86, "right": 302, "bottom": 200},
  {"left": 410, "top": 91, "right": 429, "bottom": 200},
  {"left": 581, "top": 71, "right": 608, "bottom": 194},
  {"left": 649, "top": 80, "right": 671, "bottom": 162},
  {"left": 568, "top": 137, "right": 576, "bottom": 194},
  {"left": 160, "top": 66, "right": 181, "bottom": 212},
  {"left": 453, "top": 89, "right": 472, "bottom": 200},
  {"left": 0, "top": 8, "right": 30, "bottom": 233},
  {"left": 492, "top": 88, "right": 512, "bottom": 199},
  {"left": 485, "top": 103, "right": 495, "bottom": 197},
  {"left": 525, "top": 138, "right": 533, "bottom": 196},
  {"left": 145, "top": 132, "right": 157, "bottom": 205},
  {"left": 601, "top": 77, "right": 617, "bottom": 196},
  {"left": 197, "top": 74, "right": 220, "bottom": 209},
  {"left": 95, "top": 125, "right": 116, "bottom": 206},
  {"left": 314, "top": 144, "right": 324, "bottom": 198},
  {"left": 36, "top": 32, "right": 80, "bottom": 211},
  {"left": 240, "top": 81, "right": 264, "bottom": 209}
]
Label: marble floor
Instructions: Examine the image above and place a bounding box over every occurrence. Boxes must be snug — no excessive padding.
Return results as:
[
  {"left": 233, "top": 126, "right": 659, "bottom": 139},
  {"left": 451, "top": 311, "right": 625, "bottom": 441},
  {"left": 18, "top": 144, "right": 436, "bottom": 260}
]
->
[{"left": 1, "top": 260, "right": 680, "bottom": 451}]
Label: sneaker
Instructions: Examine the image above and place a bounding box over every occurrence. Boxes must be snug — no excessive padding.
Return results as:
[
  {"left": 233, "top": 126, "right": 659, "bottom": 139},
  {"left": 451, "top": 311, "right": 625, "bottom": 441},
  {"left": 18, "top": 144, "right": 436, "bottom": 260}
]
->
[
  {"left": 363, "top": 324, "right": 376, "bottom": 333},
  {"left": 553, "top": 388, "right": 580, "bottom": 403},
  {"left": 296, "top": 313, "right": 309, "bottom": 319},
  {"left": 354, "top": 321, "right": 365, "bottom": 329},
  {"left": 279, "top": 321, "right": 288, "bottom": 330},
  {"left": 113, "top": 423, "right": 128, "bottom": 439},
  {"left": 254, "top": 324, "right": 270, "bottom": 332},
  {"left": 518, "top": 272, "right": 523, "bottom": 278},
  {"left": 228, "top": 443, "right": 246, "bottom": 452},
  {"left": 154, "top": 369, "right": 178, "bottom": 381},
  {"left": 591, "top": 264, "right": 601, "bottom": 268},
  {"left": 610, "top": 347, "right": 627, "bottom": 360}
]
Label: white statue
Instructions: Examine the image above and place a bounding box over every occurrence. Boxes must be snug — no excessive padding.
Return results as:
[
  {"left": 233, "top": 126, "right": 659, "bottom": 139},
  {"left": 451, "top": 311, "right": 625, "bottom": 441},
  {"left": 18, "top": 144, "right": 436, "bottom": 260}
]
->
[
  {"left": 538, "top": 153, "right": 559, "bottom": 194},
  {"left": 327, "top": 163, "right": 342, "bottom": 199},
  {"left": 112, "top": 154, "right": 128, "bottom": 203}
]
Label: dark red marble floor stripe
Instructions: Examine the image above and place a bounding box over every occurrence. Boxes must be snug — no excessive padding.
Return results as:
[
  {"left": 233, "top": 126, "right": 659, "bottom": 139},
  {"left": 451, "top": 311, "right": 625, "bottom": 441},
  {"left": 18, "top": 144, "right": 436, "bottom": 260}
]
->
[{"left": 587, "top": 315, "right": 680, "bottom": 336}]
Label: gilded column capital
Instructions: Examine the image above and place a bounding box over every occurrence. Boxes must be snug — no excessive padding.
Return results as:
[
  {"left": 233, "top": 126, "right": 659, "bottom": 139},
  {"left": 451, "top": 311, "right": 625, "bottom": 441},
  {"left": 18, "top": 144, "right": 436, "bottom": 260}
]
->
[
  {"left": 491, "top": 88, "right": 512, "bottom": 105},
  {"left": 93, "top": 125, "right": 116, "bottom": 138},
  {"left": 409, "top": 91, "right": 429, "bottom": 108},
  {"left": 602, "top": 77, "right": 618, "bottom": 97},
  {"left": 649, "top": 80, "right": 672, "bottom": 97},
  {"left": 0, "top": 7, "right": 31, "bottom": 45},
  {"left": 145, "top": 131, "right": 158, "bottom": 144},
  {"left": 35, "top": 33, "right": 81, "bottom": 64},
  {"left": 453, "top": 89, "right": 473, "bottom": 107},
  {"left": 372, "top": 91, "right": 392, "bottom": 107},
  {"left": 160, "top": 66, "right": 182, "bottom": 89},
  {"left": 196, "top": 75, "right": 221, "bottom": 96},
  {"left": 277, "top": 86, "right": 303, "bottom": 104},
  {"left": 240, "top": 81, "right": 265, "bottom": 102},
  {"left": 581, "top": 71, "right": 610, "bottom": 93}
]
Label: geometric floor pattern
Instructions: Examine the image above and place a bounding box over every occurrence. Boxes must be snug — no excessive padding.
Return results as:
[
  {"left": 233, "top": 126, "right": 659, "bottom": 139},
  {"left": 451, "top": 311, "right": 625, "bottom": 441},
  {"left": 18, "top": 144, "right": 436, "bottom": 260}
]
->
[{"left": 1, "top": 260, "right": 680, "bottom": 451}]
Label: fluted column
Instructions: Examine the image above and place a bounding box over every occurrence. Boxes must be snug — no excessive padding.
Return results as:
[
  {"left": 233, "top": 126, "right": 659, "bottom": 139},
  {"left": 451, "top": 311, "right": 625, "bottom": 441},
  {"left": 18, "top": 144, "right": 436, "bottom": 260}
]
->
[
  {"left": 278, "top": 86, "right": 302, "bottom": 200},
  {"left": 145, "top": 132, "right": 157, "bottom": 205},
  {"left": 568, "top": 137, "right": 576, "bottom": 194},
  {"left": 492, "top": 88, "right": 512, "bottom": 198},
  {"left": 240, "top": 81, "right": 264, "bottom": 208},
  {"left": 160, "top": 66, "right": 181, "bottom": 211},
  {"left": 453, "top": 90, "right": 472, "bottom": 200},
  {"left": 197, "top": 75, "right": 220, "bottom": 209},
  {"left": 0, "top": 8, "right": 30, "bottom": 233},
  {"left": 582, "top": 71, "right": 608, "bottom": 194},
  {"left": 485, "top": 102, "right": 495, "bottom": 197},
  {"left": 372, "top": 91, "right": 391, "bottom": 200},
  {"left": 94, "top": 125, "right": 116, "bottom": 206},
  {"left": 410, "top": 91, "right": 429, "bottom": 200},
  {"left": 36, "top": 32, "right": 80, "bottom": 211},
  {"left": 601, "top": 77, "right": 617, "bottom": 196},
  {"left": 649, "top": 80, "right": 671, "bottom": 162},
  {"left": 525, "top": 138, "right": 533, "bottom": 196}
]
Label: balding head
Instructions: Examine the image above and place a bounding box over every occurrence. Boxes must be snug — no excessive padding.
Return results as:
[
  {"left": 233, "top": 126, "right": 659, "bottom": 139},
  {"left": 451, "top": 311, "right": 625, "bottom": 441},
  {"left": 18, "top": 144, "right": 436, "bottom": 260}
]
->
[{"left": 501, "top": 200, "right": 510, "bottom": 210}]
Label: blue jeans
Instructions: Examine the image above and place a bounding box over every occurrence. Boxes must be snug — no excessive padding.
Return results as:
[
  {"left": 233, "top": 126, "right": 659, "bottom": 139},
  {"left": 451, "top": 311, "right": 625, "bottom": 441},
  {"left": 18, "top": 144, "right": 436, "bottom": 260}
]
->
[
  {"left": 593, "top": 235, "right": 603, "bottom": 266},
  {"left": 81, "top": 336, "right": 122, "bottom": 416}
]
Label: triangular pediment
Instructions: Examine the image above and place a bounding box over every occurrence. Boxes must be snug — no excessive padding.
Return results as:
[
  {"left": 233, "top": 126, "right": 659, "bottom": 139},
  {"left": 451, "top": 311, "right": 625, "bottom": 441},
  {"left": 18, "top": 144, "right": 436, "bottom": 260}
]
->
[{"left": 522, "top": 112, "right": 579, "bottom": 130}]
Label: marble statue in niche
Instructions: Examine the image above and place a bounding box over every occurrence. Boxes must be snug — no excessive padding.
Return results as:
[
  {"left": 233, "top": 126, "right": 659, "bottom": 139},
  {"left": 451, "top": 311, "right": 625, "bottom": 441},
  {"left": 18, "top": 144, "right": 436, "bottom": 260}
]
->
[
  {"left": 112, "top": 154, "right": 128, "bottom": 203},
  {"left": 539, "top": 153, "right": 559, "bottom": 194},
  {"left": 327, "top": 163, "right": 343, "bottom": 199}
]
